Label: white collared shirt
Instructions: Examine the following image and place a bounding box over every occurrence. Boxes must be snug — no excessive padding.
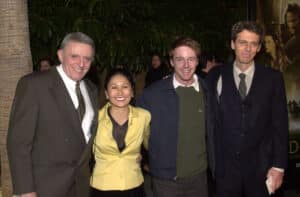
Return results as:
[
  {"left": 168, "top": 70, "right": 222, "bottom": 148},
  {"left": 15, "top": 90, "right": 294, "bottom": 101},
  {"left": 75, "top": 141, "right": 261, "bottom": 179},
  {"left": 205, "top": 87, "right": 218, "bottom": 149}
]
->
[
  {"left": 217, "top": 62, "right": 255, "bottom": 96},
  {"left": 173, "top": 74, "right": 200, "bottom": 92},
  {"left": 56, "top": 65, "right": 94, "bottom": 143}
]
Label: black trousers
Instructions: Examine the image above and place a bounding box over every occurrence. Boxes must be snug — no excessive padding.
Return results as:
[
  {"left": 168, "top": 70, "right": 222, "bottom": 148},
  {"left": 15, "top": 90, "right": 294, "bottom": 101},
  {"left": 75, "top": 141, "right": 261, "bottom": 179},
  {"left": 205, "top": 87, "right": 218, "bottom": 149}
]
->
[
  {"left": 216, "top": 156, "right": 269, "bottom": 197},
  {"left": 90, "top": 184, "right": 145, "bottom": 197},
  {"left": 152, "top": 171, "right": 208, "bottom": 197}
]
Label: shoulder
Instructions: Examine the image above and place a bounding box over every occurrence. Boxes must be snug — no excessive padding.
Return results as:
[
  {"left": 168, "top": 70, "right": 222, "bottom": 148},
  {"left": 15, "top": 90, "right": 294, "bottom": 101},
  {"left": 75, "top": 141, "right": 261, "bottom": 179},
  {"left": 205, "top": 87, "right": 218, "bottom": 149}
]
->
[
  {"left": 132, "top": 106, "right": 151, "bottom": 119},
  {"left": 256, "top": 64, "right": 283, "bottom": 79},
  {"left": 98, "top": 103, "right": 109, "bottom": 118},
  {"left": 131, "top": 106, "right": 151, "bottom": 124},
  {"left": 206, "top": 65, "right": 224, "bottom": 85},
  {"left": 147, "top": 75, "right": 172, "bottom": 90},
  {"left": 140, "top": 75, "right": 173, "bottom": 96},
  {"left": 16, "top": 68, "right": 57, "bottom": 90}
]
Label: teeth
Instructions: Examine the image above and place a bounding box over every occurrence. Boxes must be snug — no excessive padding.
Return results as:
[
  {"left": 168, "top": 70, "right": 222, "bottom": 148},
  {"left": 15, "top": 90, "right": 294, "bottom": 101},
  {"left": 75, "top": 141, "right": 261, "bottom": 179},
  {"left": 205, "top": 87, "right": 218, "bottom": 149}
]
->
[{"left": 116, "top": 97, "right": 125, "bottom": 101}]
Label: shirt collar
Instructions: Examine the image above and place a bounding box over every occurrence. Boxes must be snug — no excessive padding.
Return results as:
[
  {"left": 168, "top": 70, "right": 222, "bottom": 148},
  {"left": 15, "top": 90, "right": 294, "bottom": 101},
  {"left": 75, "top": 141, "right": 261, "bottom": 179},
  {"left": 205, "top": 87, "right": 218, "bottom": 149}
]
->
[
  {"left": 173, "top": 74, "right": 199, "bottom": 92},
  {"left": 56, "top": 64, "right": 77, "bottom": 87}
]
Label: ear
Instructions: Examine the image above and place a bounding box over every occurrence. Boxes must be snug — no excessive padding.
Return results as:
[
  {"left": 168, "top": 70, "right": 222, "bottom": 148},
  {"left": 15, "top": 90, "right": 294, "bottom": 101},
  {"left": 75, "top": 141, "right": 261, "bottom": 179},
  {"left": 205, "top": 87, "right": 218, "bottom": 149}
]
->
[
  {"left": 231, "top": 40, "right": 235, "bottom": 50},
  {"left": 170, "top": 58, "right": 175, "bottom": 68},
  {"left": 257, "top": 44, "right": 262, "bottom": 52},
  {"left": 57, "top": 49, "right": 63, "bottom": 63},
  {"left": 105, "top": 91, "right": 109, "bottom": 100}
]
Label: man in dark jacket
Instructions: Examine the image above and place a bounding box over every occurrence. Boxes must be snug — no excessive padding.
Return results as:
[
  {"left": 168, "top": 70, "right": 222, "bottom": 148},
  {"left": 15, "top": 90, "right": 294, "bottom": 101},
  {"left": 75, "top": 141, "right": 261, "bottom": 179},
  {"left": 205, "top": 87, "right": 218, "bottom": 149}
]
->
[
  {"left": 7, "top": 32, "right": 99, "bottom": 197},
  {"left": 137, "top": 37, "right": 213, "bottom": 197},
  {"left": 206, "top": 21, "right": 288, "bottom": 197}
]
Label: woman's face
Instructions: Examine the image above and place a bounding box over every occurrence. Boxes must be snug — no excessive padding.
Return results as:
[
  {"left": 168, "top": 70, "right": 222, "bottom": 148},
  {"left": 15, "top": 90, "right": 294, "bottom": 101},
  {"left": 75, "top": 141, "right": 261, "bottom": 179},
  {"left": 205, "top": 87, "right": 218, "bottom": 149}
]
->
[
  {"left": 105, "top": 74, "right": 133, "bottom": 109},
  {"left": 151, "top": 55, "right": 161, "bottom": 69},
  {"left": 264, "top": 35, "right": 276, "bottom": 54}
]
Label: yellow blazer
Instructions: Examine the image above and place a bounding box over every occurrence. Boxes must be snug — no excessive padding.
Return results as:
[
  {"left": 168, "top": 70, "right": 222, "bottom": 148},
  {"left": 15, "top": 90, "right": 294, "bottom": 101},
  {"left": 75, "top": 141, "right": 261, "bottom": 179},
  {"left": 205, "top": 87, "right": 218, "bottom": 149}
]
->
[{"left": 90, "top": 103, "right": 151, "bottom": 191}]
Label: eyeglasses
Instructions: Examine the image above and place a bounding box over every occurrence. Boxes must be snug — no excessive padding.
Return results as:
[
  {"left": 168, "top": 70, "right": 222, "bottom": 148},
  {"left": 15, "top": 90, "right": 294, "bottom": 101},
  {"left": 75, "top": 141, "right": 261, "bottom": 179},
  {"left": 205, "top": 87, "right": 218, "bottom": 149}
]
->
[
  {"left": 173, "top": 57, "right": 198, "bottom": 65},
  {"left": 236, "top": 40, "right": 260, "bottom": 48}
]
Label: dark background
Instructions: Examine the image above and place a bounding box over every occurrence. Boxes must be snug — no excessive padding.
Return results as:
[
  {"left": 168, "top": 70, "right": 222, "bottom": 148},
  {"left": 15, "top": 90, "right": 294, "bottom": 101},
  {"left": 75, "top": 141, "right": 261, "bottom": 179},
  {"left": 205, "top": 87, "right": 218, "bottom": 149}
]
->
[{"left": 28, "top": 0, "right": 249, "bottom": 72}]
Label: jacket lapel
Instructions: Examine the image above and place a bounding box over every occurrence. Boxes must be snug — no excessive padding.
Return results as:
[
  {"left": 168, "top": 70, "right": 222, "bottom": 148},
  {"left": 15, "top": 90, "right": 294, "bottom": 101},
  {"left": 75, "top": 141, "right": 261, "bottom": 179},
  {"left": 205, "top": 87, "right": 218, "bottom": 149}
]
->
[
  {"left": 84, "top": 79, "right": 98, "bottom": 137},
  {"left": 48, "top": 69, "right": 86, "bottom": 148},
  {"left": 246, "top": 64, "right": 262, "bottom": 99},
  {"left": 77, "top": 79, "right": 99, "bottom": 166}
]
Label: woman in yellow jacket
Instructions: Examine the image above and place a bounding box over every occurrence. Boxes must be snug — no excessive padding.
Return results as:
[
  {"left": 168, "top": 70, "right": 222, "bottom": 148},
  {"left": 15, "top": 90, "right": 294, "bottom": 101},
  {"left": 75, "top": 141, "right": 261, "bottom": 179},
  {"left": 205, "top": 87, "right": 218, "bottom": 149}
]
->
[{"left": 90, "top": 68, "right": 150, "bottom": 197}]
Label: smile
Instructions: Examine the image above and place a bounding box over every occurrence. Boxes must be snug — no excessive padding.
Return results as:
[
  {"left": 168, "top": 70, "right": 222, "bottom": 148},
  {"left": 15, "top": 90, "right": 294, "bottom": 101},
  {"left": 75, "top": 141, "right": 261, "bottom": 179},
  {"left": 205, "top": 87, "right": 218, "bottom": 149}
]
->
[{"left": 115, "top": 97, "right": 126, "bottom": 101}]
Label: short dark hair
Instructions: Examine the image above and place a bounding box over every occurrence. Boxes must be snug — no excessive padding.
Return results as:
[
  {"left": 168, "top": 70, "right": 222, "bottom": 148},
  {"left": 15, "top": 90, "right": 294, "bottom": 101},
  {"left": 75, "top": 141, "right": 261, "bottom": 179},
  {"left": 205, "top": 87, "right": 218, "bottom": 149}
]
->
[
  {"left": 104, "top": 68, "right": 135, "bottom": 95},
  {"left": 60, "top": 32, "right": 95, "bottom": 57},
  {"left": 38, "top": 57, "right": 54, "bottom": 67},
  {"left": 169, "top": 37, "right": 201, "bottom": 58},
  {"left": 231, "top": 21, "right": 264, "bottom": 44}
]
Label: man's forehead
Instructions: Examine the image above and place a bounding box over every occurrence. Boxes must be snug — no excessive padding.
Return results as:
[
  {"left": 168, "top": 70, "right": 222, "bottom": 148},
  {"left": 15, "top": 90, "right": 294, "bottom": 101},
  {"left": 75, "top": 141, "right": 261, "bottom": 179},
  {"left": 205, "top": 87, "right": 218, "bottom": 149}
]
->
[{"left": 236, "top": 31, "right": 259, "bottom": 40}]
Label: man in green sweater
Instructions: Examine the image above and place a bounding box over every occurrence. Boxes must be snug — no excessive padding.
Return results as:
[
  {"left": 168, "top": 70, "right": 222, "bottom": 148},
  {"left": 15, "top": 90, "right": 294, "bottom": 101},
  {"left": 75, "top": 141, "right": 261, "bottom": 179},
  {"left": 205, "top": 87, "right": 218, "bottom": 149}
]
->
[{"left": 137, "top": 37, "right": 211, "bottom": 197}]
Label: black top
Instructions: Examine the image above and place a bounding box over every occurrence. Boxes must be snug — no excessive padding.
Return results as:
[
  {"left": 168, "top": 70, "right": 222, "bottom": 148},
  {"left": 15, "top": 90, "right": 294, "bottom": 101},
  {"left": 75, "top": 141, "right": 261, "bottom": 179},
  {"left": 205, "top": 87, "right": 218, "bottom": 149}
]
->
[{"left": 108, "top": 108, "right": 128, "bottom": 152}]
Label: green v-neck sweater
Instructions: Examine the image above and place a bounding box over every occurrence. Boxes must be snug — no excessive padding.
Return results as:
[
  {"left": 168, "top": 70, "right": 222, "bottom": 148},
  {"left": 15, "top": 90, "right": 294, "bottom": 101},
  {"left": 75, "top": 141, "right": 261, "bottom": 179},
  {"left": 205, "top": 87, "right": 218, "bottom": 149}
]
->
[{"left": 175, "top": 86, "right": 207, "bottom": 178}]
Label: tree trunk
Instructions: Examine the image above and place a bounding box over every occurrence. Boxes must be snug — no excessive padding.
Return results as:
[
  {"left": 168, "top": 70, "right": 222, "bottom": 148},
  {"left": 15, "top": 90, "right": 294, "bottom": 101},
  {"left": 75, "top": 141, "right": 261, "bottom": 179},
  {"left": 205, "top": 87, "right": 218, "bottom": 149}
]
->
[{"left": 0, "top": 0, "right": 32, "bottom": 196}]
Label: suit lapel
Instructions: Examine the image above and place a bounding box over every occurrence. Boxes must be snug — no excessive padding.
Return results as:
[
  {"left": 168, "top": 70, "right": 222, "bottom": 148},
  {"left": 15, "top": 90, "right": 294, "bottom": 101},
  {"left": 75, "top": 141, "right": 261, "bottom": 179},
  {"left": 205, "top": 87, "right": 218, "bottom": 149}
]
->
[
  {"left": 246, "top": 64, "right": 263, "bottom": 101},
  {"left": 244, "top": 64, "right": 265, "bottom": 127},
  {"left": 49, "top": 69, "right": 86, "bottom": 147},
  {"left": 77, "top": 79, "right": 99, "bottom": 166},
  {"left": 84, "top": 79, "right": 98, "bottom": 136}
]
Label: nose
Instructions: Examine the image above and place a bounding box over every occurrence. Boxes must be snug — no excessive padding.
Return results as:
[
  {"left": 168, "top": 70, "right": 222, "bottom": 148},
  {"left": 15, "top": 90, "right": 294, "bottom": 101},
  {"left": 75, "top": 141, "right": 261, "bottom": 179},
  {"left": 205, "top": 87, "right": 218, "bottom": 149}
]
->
[
  {"left": 245, "top": 43, "right": 251, "bottom": 51},
  {"left": 78, "top": 57, "right": 85, "bottom": 68},
  {"left": 117, "top": 87, "right": 123, "bottom": 95},
  {"left": 183, "top": 59, "right": 190, "bottom": 67}
]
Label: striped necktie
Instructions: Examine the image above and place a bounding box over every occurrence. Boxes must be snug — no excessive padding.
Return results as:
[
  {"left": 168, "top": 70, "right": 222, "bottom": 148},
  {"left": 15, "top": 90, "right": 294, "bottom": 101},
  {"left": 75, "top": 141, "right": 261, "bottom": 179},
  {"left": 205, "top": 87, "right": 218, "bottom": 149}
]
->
[{"left": 238, "top": 73, "right": 247, "bottom": 100}]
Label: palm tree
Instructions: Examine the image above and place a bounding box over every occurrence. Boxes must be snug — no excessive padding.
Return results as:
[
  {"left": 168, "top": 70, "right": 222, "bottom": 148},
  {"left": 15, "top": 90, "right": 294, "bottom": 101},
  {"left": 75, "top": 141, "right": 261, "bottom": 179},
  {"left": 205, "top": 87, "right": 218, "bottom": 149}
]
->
[{"left": 0, "top": 0, "right": 32, "bottom": 196}]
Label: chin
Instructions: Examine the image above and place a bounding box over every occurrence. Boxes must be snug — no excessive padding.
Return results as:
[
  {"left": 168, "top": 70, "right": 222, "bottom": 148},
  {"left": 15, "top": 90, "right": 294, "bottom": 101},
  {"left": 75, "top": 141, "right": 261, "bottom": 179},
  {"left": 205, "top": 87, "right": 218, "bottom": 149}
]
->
[{"left": 112, "top": 101, "right": 130, "bottom": 107}]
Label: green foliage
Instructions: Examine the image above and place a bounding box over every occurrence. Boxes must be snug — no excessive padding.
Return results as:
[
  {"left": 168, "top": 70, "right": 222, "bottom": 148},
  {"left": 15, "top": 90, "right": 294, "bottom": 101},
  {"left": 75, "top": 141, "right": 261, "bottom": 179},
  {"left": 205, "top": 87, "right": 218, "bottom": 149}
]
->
[{"left": 28, "top": 0, "right": 247, "bottom": 72}]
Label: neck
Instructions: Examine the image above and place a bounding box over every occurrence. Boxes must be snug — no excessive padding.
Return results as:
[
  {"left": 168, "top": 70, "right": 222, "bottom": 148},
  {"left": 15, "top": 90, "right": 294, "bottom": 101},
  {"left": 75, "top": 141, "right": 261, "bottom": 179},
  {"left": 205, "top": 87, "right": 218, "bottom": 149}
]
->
[
  {"left": 175, "top": 74, "right": 195, "bottom": 86},
  {"left": 109, "top": 106, "right": 129, "bottom": 125},
  {"left": 235, "top": 61, "right": 253, "bottom": 72}
]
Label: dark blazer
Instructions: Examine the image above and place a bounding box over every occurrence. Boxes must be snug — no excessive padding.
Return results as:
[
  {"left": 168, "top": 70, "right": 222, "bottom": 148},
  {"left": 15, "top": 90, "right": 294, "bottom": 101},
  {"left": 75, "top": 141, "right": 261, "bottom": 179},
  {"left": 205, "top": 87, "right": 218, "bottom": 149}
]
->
[
  {"left": 206, "top": 63, "right": 288, "bottom": 179},
  {"left": 7, "top": 67, "right": 98, "bottom": 197},
  {"left": 137, "top": 74, "right": 215, "bottom": 180}
]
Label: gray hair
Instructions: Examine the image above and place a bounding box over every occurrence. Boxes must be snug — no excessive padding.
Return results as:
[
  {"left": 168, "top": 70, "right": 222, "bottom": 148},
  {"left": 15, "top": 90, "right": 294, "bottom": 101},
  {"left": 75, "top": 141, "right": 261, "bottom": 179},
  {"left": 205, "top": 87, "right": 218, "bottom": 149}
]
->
[{"left": 60, "top": 32, "right": 95, "bottom": 56}]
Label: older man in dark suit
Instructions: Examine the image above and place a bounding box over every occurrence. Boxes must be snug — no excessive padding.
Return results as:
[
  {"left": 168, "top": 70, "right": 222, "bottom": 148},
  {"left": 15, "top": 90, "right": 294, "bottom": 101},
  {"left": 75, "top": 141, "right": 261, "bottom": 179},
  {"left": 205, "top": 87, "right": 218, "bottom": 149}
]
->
[
  {"left": 207, "top": 21, "right": 288, "bottom": 197},
  {"left": 7, "top": 32, "right": 98, "bottom": 197}
]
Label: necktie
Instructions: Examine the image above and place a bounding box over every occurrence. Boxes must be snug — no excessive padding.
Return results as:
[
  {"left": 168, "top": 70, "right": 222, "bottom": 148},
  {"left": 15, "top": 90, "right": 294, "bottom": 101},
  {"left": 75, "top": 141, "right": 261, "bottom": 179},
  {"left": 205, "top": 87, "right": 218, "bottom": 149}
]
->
[
  {"left": 238, "top": 73, "right": 247, "bottom": 100},
  {"left": 75, "top": 81, "right": 85, "bottom": 122}
]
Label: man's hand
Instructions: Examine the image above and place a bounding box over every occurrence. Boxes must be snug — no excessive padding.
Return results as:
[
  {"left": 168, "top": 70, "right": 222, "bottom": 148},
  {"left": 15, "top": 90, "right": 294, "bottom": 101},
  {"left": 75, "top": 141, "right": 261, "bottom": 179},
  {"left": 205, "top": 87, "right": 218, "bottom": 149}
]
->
[
  {"left": 266, "top": 167, "right": 284, "bottom": 193},
  {"left": 20, "top": 192, "right": 37, "bottom": 197}
]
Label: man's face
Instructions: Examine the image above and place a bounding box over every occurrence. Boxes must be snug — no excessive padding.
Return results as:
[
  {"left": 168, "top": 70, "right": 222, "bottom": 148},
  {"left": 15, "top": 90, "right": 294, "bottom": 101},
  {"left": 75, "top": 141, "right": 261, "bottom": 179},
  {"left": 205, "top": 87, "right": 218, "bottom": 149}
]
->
[
  {"left": 231, "top": 30, "right": 261, "bottom": 68},
  {"left": 57, "top": 41, "right": 93, "bottom": 81},
  {"left": 286, "top": 12, "right": 300, "bottom": 35},
  {"left": 170, "top": 46, "right": 198, "bottom": 85}
]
